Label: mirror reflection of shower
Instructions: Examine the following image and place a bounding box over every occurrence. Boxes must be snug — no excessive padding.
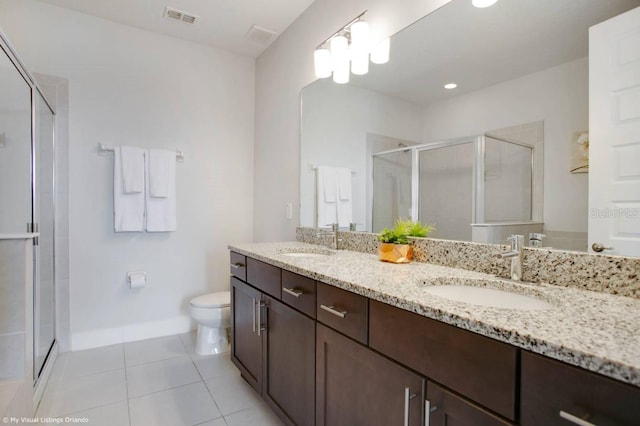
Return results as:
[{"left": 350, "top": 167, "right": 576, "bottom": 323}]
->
[{"left": 369, "top": 122, "right": 543, "bottom": 244}]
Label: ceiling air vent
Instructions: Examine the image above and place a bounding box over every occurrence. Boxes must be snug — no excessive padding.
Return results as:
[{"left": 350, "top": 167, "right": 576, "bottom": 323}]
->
[
  {"left": 246, "top": 25, "right": 277, "bottom": 44},
  {"left": 164, "top": 6, "right": 198, "bottom": 24}
]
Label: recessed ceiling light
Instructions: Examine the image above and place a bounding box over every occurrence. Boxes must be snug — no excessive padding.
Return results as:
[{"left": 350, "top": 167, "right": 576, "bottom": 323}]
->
[
  {"left": 472, "top": 0, "right": 499, "bottom": 8},
  {"left": 444, "top": 83, "right": 458, "bottom": 90}
]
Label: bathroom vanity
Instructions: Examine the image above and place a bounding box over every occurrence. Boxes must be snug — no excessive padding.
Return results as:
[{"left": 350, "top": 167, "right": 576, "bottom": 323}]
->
[{"left": 228, "top": 242, "right": 640, "bottom": 426}]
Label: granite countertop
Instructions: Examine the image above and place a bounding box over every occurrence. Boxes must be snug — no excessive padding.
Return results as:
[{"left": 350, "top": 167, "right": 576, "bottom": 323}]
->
[{"left": 228, "top": 241, "right": 640, "bottom": 388}]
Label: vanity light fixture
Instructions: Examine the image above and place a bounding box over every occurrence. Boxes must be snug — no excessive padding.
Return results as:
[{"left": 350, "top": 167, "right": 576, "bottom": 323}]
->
[
  {"left": 444, "top": 83, "right": 458, "bottom": 89},
  {"left": 472, "top": 0, "right": 499, "bottom": 8},
  {"left": 313, "top": 11, "right": 390, "bottom": 83}
]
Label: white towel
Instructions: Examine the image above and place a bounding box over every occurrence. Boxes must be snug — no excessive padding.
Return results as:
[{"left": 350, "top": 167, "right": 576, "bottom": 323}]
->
[
  {"left": 337, "top": 167, "right": 351, "bottom": 201},
  {"left": 145, "top": 149, "right": 176, "bottom": 232},
  {"left": 114, "top": 147, "right": 145, "bottom": 232},
  {"left": 120, "top": 145, "right": 145, "bottom": 194},
  {"left": 316, "top": 166, "right": 337, "bottom": 227},
  {"left": 336, "top": 167, "right": 353, "bottom": 227},
  {"left": 148, "top": 149, "right": 174, "bottom": 198},
  {"left": 322, "top": 166, "right": 337, "bottom": 203}
]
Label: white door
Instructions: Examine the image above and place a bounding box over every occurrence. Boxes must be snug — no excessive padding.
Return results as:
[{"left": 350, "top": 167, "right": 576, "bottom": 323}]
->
[{"left": 589, "top": 6, "right": 640, "bottom": 257}]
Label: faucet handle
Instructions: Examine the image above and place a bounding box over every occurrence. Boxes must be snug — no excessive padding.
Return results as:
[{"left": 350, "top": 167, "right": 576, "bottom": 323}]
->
[{"left": 506, "top": 235, "right": 524, "bottom": 249}]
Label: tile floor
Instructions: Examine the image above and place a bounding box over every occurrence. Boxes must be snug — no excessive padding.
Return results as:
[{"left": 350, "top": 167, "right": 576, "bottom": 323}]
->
[{"left": 36, "top": 332, "right": 284, "bottom": 426}]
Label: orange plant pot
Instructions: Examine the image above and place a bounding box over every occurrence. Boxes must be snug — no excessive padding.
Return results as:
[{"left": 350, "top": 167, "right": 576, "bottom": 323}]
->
[{"left": 378, "top": 243, "right": 413, "bottom": 263}]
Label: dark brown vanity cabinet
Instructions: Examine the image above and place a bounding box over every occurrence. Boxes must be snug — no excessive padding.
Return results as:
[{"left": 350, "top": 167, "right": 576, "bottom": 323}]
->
[
  {"left": 316, "top": 324, "right": 425, "bottom": 426},
  {"left": 231, "top": 252, "right": 640, "bottom": 426},
  {"left": 263, "top": 295, "right": 315, "bottom": 426},
  {"left": 230, "top": 276, "right": 263, "bottom": 392},
  {"left": 426, "top": 382, "right": 513, "bottom": 426},
  {"left": 230, "top": 255, "right": 316, "bottom": 426},
  {"left": 520, "top": 351, "right": 640, "bottom": 426},
  {"left": 369, "top": 300, "right": 518, "bottom": 421}
]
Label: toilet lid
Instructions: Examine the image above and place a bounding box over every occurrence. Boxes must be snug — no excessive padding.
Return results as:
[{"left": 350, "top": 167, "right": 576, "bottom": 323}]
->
[{"left": 190, "top": 291, "right": 230, "bottom": 308}]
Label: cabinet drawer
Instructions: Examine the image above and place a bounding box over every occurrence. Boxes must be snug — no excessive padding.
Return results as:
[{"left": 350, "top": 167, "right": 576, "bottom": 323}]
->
[
  {"left": 230, "top": 252, "right": 246, "bottom": 281},
  {"left": 247, "top": 257, "right": 281, "bottom": 298},
  {"left": 281, "top": 270, "right": 316, "bottom": 319},
  {"left": 427, "top": 382, "right": 513, "bottom": 426},
  {"left": 521, "top": 351, "right": 640, "bottom": 426},
  {"left": 369, "top": 300, "right": 517, "bottom": 420},
  {"left": 317, "top": 282, "right": 368, "bottom": 344}
]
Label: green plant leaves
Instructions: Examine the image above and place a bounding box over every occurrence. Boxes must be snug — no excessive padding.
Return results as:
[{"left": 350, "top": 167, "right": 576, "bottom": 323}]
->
[{"left": 377, "top": 219, "right": 434, "bottom": 244}]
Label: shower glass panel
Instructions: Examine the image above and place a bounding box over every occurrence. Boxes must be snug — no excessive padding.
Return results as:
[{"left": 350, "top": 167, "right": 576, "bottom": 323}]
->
[
  {"left": 418, "top": 142, "right": 474, "bottom": 241},
  {"left": 372, "top": 150, "right": 412, "bottom": 231},
  {"left": 34, "top": 91, "right": 55, "bottom": 380},
  {"left": 0, "top": 46, "right": 32, "bottom": 233},
  {"left": 484, "top": 137, "right": 533, "bottom": 222}
]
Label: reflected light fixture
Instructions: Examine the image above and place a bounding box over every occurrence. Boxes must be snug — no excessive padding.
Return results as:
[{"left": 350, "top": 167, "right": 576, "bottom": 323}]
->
[
  {"left": 444, "top": 83, "right": 458, "bottom": 89},
  {"left": 472, "top": 0, "right": 498, "bottom": 8},
  {"left": 313, "top": 11, "right": 390, "bottom": 83}
]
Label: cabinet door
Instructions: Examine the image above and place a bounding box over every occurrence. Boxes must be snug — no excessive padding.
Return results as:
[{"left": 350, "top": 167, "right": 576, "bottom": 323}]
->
[
  {"left": 263, "top": 296, "right": 315, "bottom": 426},
  {"left": 426, "top": 382, "right": 513, "bottom": 426},
  {"left": 230, "top": 277, "right": 263, "bottom": 393},
  {"left": 521, "top": 351, "right": 640, "bottom": 426},
  {"left": 316, "top": 324, "right": 424, "bottom": 426}
]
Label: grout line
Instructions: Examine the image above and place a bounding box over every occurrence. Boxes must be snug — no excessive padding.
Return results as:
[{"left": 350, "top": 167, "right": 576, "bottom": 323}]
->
[
  {"left": 127, "top": 380, "right": 204, "bottom": 401},
  {"left": 123, "top": 344, "right": 133, "bottom": 426}
]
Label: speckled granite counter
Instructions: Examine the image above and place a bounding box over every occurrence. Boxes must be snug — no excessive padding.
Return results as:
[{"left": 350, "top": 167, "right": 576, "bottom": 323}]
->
[{"left": 228, "top": 241, "right": 640, "bottom": 388}]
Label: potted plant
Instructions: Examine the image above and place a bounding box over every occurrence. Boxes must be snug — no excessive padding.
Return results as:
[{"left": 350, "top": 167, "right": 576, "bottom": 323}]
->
[{"left": 377, "top": 220, "right": 434, "bottom": 263}]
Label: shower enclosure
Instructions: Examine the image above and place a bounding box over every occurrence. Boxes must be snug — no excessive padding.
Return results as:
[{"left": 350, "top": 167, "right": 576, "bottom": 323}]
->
[
  {"left": 371, "top": 135, "right": 536, "bottom": 241},
  {"left": 0, "top": 30, "right": 56, "bottom": 414}
]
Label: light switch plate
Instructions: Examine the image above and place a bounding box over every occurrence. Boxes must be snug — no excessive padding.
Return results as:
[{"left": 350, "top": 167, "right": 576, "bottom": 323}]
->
[{"left": 0, "top": 132, "right": 5, "bottom": 148}]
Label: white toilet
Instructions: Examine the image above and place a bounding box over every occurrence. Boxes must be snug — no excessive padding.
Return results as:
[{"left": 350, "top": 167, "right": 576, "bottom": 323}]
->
[{"left": 189, "top": 291, "right": 231, "bottom": 355}]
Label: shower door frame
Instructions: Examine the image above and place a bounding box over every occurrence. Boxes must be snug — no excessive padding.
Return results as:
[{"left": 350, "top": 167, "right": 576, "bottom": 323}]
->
[
  {"left": 0, "top": 30, "right": 58, "bottom": 396},
  {"left": 370, "top": 134, "right": 535, "bottom": 231}
]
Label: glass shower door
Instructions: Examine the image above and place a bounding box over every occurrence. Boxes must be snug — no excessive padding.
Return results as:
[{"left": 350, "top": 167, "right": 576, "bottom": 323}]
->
[
  {"left": 33, "top": 91, "right": 55, "bottom": 380},
  {"left": 372, "top": 150, "right": 412, "bottom": 232},
  {"left": 483, "top": 136, "right": 533, "bottom": 222},
  {"left": 418, "top": 142, "right": 475, "bottom": 241}
]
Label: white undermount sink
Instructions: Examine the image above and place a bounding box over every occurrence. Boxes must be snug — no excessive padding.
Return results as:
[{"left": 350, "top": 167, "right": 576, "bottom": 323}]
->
[
  {"left": 281, "top": 252, "right": 332, "bottom": 258},
  {"left": 419, "top": 278, "right": 554, "bottom": 310},
  {"left": 278, "top": 247, "right": 335, "bottom": 258}
]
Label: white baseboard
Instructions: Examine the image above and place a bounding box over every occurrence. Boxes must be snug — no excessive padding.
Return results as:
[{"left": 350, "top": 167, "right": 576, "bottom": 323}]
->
[{"left": 70, "top": 315, "right": 193, "bottom": 351}]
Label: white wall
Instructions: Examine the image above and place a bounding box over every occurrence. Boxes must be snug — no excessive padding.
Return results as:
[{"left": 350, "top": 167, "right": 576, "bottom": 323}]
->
[
  {"left": 300, "top": 79, "right": 422, "bottom": 229},
  {"left": 254, "top": 0, "right": 452, "bottom": 241},
  {"left": 0, "top": 0, "right": 255, "bottom": 349},
  {"left": 421, "top": 57, "right": 589, "bottom": 234}
]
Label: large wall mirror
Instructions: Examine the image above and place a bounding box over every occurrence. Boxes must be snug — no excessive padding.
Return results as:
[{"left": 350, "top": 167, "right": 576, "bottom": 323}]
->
[{"left": 300, "top": 0, "right": 640, "bottom": 253}]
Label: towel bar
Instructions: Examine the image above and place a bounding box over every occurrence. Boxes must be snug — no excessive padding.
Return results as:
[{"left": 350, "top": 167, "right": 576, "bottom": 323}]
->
[{"left": 98, "top": 143, "right": 184, "bottom": 161}]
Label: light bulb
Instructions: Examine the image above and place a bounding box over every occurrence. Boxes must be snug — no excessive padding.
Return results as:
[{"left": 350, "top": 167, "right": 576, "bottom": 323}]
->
[
  {"left": 331, "top": 35, "right": 350, "bottom": 84},
  {"left": 333, "top": 58, "right": 350, "bottom": 84},
  {"left": 472, "top": 0, "right": 498, "bottom": 8},
  {"left": 370, "top": 38, "right": 390, "bottom": 65},
  {"left": 314, "top": 48, "right": 332, "bottom": 79},
  {"left": 351, "top": 52, "right": 369, "bottom": 75},
  {"left": 350, "top": 21, "right": 369, "bottom": 51}
]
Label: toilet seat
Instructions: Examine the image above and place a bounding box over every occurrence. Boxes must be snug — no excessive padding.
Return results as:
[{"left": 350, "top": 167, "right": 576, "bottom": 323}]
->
[{"left": 190, "top": 291, "right": 230, "bottom": 308}]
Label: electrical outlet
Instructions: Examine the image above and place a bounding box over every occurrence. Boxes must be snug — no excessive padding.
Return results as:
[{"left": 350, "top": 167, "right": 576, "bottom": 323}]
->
[{"left": 285, "top": 202, "right": 293, "bottom": 220}]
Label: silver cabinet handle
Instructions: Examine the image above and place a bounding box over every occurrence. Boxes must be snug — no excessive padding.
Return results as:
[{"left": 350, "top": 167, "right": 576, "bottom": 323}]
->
[
  {"left": 559, "top": 410, "right": 596, "bottom": 426},
  {"left": 425, "top": 399, "right": 430, "bottom": 426},
  {"left": 283, "top": 287, "right": 303, "bottom": 298},
  {"left": 425, "top": 399, "right": 437, "bottom": 426},
  {"left": 230, "top": 262, "right": 245, "bottom": 269},
  {"left": 320, "top": 304, "right": 347, "bottom": 318},
  {"left": 403, "top": 388, "right": 417, "bottom": 426},
  {"left": 257, "top": 301, "right": 266, "bottom": 336},
  {"left": 252, "top": 298, "right": 256, "bottom": 333},
  {"left": 592, "top": 243, "right": 613, "bottom": 253}
]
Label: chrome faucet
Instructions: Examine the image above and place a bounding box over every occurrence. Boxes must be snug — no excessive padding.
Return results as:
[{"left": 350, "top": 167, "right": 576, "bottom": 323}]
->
[
  {"left": 500, "top": 235, "right": 524, "bottom": 281},
  {"left": 316, "top": 223, "right": 342, "bottom": 250}
]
